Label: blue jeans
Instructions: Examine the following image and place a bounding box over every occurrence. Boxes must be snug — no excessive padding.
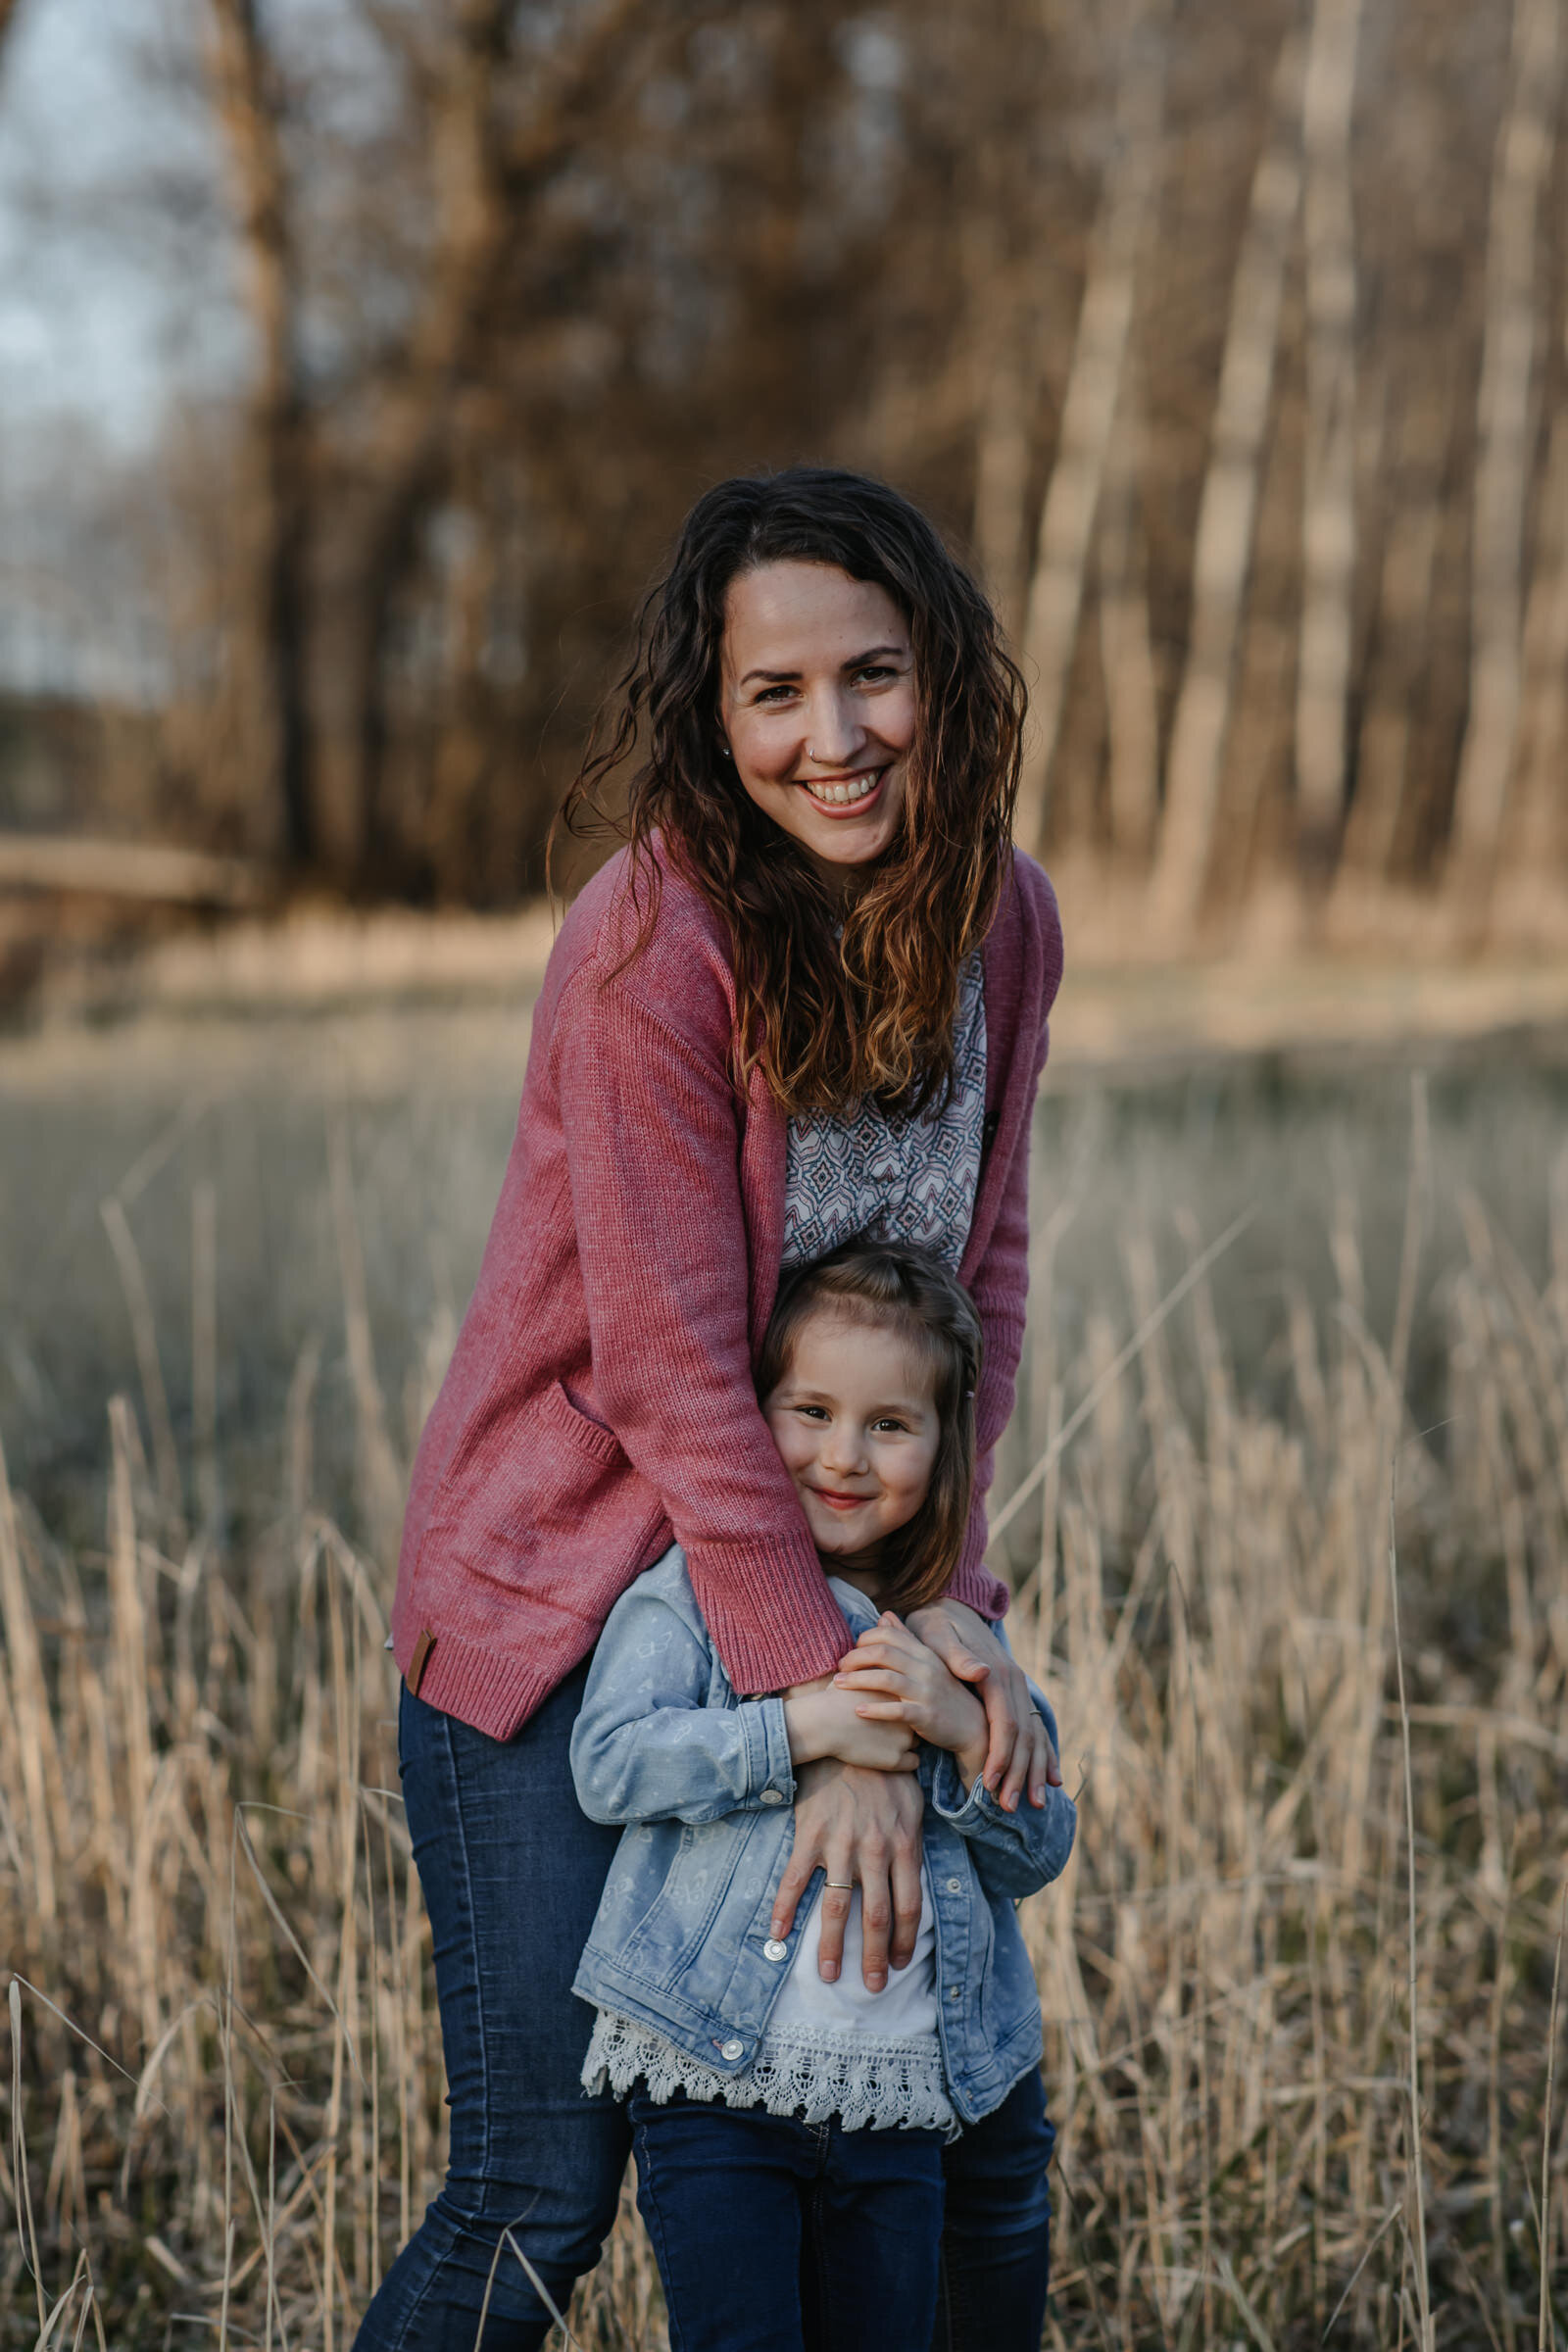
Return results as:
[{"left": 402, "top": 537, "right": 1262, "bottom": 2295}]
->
[
  {"left": 353, "top": 1675, "right": 1054, "bottom": 2352},
  {"left": 630, "top": 2088, "right": 945, "bottom": 2351}
]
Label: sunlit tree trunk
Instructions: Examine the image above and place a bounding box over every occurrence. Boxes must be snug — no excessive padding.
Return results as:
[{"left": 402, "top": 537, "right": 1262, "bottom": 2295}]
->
[
  {"left": 1148, "top": 32, "right": 1304, "bottom": 936},
  {"left": 204, "top": 0, "right": 314, "bottom": 867},
  {"left": 969, "top": 255, "right": 1033, "bottom": 646},
  {"left": 1446, "top": 0, "right": 1563, "bottom": 903},
  {"left": 1336, "top": 365, "right": 1455, "bottom": 893},
  {"left": 1097, "top": 364, "right": 1159, "bottom": 864},
  {"left": 1013, "top": 0, "right": 1167, "bottom": 855},
  {"left": 1294, "top": 0, "right": 1363, "bottom": 854},
  {"left": 1497, "top": 402, "right": 1568, "bottom": 926}
]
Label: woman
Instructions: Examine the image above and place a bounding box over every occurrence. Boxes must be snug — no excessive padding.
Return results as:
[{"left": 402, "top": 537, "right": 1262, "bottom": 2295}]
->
[{"left": 356, "top": 467, "right": 1064, "bottom": 2352}]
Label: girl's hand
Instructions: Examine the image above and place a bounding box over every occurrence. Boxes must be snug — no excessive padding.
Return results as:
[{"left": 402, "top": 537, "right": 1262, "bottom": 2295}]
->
[
  {"left": 770, "top": 1758, "right": 925, "bottom": 1990},
  {"left": 783, "top": 1675, "right": 920, "bottom": 1774},
  {"left": 833, "top": 1614, "right": 989, "bottom": 1788},
  {"left": 904, "top": 1598, "right": 1060, "bottom": 1812}
]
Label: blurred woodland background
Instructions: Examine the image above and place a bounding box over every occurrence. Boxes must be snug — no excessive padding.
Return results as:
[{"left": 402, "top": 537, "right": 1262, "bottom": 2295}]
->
[
  {"left": 1, "top": 0, "right": 1567, "bottom": 948},
  {"left": 8, "top": 9, "right": 1568, "bottom": 2347}
]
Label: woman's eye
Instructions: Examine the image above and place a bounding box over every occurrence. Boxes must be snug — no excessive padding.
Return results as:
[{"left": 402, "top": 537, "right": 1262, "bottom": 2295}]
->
[
  {"left": 856, "top": 664, "right": 895, "bottom": 685},
  {"left": 755, "top": 683, "right": 796, "bottom": 704}
]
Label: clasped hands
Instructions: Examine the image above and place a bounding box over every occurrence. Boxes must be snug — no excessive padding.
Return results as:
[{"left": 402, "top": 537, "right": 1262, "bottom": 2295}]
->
[{"left": 771, "top": 1600, "right": 1061, "bottom": 1993}]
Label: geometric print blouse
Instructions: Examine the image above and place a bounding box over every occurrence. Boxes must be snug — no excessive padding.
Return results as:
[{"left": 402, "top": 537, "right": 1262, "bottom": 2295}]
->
[{"left": 780, "top": 950, "right": 987, "bottom": 1275}]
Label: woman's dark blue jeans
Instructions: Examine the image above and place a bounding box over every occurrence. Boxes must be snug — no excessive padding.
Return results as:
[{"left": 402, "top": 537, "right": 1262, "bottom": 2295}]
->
[{"left": 352, "top": 1672, "right": 1054, "bottom": 2352}]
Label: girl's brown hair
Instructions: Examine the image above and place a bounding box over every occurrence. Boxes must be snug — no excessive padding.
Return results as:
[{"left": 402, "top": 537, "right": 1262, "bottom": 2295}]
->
[
  {"left": 756, "top": 1241, "right": 983, "bottom": 1616},
  {"left": 556, "top": 466, "right": 1024, "bottom": 1118}
]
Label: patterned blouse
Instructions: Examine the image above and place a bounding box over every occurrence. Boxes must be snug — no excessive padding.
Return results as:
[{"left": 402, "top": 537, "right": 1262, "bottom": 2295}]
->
[{"left": 781, "top": 951, "right": 988, "bottom": 1273}]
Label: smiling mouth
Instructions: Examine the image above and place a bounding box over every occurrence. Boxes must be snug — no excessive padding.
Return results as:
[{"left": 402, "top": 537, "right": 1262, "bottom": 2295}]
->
[
  {"left": 800, "top": 767, "right": 885, "bottom": 810},
  {"left": 809, "top": 1486, "right": 875, "bottom": 1511}
]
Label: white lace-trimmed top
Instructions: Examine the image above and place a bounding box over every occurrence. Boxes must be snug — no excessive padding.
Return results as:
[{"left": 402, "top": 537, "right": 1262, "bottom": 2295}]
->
[
  {"left": 580, "top": 1611, "right": 955, "bottom": 2134},
  {"left": 780, "top": 950, "right": 987, "bottom": 1272}
]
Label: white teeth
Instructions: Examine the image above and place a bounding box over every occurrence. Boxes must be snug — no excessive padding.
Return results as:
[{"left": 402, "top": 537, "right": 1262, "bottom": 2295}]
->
[{"left": 805, "top": 770, "right": 880, "bottom": 808}]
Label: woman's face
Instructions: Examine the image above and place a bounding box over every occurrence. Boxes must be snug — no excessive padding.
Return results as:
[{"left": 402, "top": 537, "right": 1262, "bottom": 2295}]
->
[{"left": 718, "top": 561, "right": 916, "bottom": 889}]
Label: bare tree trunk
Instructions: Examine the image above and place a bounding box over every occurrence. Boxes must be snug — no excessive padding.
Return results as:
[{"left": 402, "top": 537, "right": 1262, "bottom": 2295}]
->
[
  {"left": 1294, "top": 0, "right": 1363, "bottom": 854},
  {"left": 971, "top": 311, "right": 1033, "bottom": 645},
  {"left": 204, "top": 0, "right": 314, "bottom": 867},
  {"left": 337, "top": 0, "right": 646, "bottom": 890},
  {"left": 1097, "top": 364, "right": 1159, "bottom": 863},
  {"left": 1446, "top": 0, "right": 1563, "bottom": 904},
  {"left": 1496, "top": 402, "right": 1568, "bottom": 926},
  {"left": 1148, "top": 31, "right": 1305, "bottom": 936},
  {"left": 1336, "top": 364, "right": 1455, "bottom": 892},
  {"left": 1013, "top": 0, "right": 1167, "bottom": 854},
  {"left": 424, "top": 395, "right": 501, "bottom": 897}
]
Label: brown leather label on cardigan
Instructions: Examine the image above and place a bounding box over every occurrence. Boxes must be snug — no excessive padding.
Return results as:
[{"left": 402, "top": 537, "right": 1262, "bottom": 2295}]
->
[{"left": 407, "top": 1628, "right": 436, "bottom": 1696}]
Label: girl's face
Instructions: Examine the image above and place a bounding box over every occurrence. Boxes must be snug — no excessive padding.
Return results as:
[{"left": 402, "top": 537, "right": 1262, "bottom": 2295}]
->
[
  {"left": 763, "top": 1306, "right": 941, "bottom": 1560},
  {"left": 717, "top": 561, "right": 916, "bottom": 892}
]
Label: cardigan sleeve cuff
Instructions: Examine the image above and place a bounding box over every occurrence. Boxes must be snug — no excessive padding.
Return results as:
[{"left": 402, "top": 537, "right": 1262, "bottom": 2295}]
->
[
  {"left": 684, "top": 1531, "right": 853, "bottom": 1696},
  {"left": 948, "top": 1492, "right": 1010, "bottom": 1620}
]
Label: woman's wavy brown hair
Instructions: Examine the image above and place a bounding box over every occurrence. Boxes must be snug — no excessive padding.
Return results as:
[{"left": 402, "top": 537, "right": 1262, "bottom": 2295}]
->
[
  {"left": 556, "top": 466, "right": 1024, "bottom": 1116},
  {"left": 756, "top": 1241, "right": 983, "bottom": 1616}
]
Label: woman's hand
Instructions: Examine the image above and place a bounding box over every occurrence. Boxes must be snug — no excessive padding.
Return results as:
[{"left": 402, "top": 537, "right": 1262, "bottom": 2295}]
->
[
  {"left": 770, "top": 1758, "right": 924, "bottom": 1991},
  {"left": 904, "top": 1598, "right": 1060, "bottom": 1812},
  {"left": 832, "top": 1613, "right": 989, "bottom": 1787},
  {"left": 783, "top": 1675, "right": 920, "bottom": 1774}
]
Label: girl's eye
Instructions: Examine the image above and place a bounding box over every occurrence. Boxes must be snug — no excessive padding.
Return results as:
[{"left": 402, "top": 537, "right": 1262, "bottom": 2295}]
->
[
  {"left": 871, "top": 1417, "right": 908, "bottom": 1434},
  {"left": 796, "top": 1404, "right": 830, "bottom": 1421}
]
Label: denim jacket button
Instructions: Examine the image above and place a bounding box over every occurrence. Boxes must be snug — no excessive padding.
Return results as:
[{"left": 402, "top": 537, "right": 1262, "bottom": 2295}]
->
[
  {"left": 720, "top": 2038, "right": 745, "bottom": 2061},
  {"left": 946, "top": 1877, "right": 963, "bottom": 1894},
  {"left": 762, "top": 1938, "right": 788, "bottom": 1962},
  {"left": 760, "top": 1788, "right": 785, "bottom": 1805}
]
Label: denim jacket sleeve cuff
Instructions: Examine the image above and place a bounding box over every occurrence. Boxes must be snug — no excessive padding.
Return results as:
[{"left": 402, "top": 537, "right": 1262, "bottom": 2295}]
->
[
  {"left": 740, "top": 1694, "right": 796, "bottom": 1811},
  {"left": 928, "top": 1749, "right": 1003, "bottom": 1830}
]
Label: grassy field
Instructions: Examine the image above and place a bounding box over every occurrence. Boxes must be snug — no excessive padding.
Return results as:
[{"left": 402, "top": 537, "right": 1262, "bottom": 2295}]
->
[{"left": 3, "top": 1003, "right": 1568, "bottom": 2348}]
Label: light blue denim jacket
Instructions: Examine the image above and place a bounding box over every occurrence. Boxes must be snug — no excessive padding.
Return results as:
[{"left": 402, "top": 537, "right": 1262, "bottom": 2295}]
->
[{"left": 569, "top": 1545, "right": 1076, "bottom": 2128}]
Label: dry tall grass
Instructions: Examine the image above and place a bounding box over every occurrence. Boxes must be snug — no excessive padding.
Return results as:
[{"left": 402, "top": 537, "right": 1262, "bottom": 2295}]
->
[{"left": 3, "top": 1096, "right": 1567, "bottom": 2349}]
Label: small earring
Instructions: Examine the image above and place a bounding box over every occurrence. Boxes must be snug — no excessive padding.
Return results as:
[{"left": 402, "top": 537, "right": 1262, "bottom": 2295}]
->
[{"left": 719, "top": 746, "right": 733, "bottom": 760}]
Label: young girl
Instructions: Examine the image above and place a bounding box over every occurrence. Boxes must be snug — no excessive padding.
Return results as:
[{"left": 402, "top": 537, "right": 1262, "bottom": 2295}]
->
[{"left": 569, "top": 1244, "right": 1075, "bottom": 2352}]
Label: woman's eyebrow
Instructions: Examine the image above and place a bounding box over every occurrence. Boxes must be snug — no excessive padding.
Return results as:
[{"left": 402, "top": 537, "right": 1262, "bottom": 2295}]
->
[{"left": 737, "top": 643, "right": 908, "bottom": 689}]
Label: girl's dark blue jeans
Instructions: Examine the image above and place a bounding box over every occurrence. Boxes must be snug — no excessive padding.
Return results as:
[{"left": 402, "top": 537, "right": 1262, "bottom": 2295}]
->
[
  {"left": 352, "top": 1671, "right": 1054, "bottom": 2352},
  {"left": 630, "top": 2087, "right": 944, "bottom": 2351}
]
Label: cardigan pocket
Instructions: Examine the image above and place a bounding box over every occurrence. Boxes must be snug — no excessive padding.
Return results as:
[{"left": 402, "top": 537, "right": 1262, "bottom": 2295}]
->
[{"left": 535, "top": 1379, "right": 626, "bottom": 1468}]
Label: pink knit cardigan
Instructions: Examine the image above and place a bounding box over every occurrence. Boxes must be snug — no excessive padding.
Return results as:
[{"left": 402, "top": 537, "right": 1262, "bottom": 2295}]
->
[{"left": 390, "top": 842, "right": 1063, "bottom": 1739}]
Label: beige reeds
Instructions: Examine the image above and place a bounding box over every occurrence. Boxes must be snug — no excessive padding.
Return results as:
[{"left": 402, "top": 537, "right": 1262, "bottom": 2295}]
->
[
  {"left": 6, "top": 1139, "right": 1568, "bottom": 2345},
  {"left": 328, "top": 1113, "right": 407, "bottom": 1572},
  {"left": 99, "top": 1196, "right": 186, "bottom": 1544}
]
